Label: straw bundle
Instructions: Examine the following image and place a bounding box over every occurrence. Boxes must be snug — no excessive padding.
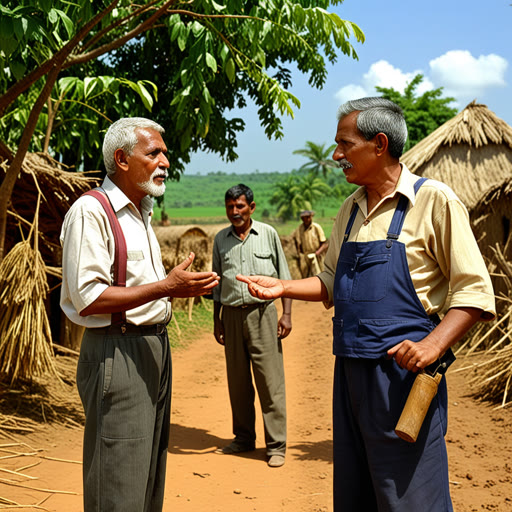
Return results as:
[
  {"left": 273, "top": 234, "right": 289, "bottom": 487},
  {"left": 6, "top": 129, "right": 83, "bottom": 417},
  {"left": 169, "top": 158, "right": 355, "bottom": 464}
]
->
[
  {"left": 458, "top": 301, "right": 512, "bottom": 408},
  {"left": 0, "top": 199, "right": 57, "bottom": 384},
  {"left": 456, "top": 242, "right": 512, "bottom": 407}
]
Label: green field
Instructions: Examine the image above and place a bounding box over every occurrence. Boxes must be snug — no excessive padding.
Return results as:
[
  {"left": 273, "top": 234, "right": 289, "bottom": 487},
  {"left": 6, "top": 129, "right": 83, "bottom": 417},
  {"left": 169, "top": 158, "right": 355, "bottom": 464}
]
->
[{"left": 153, "top": 172, "right": 347, "bottom": 237}]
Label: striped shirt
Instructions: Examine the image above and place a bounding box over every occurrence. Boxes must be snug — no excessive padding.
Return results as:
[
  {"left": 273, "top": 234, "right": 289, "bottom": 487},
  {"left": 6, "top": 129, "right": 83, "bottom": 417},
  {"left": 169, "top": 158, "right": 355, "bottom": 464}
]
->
[{"left": 212, "top": 220, "right": 291, "bottom": 306}]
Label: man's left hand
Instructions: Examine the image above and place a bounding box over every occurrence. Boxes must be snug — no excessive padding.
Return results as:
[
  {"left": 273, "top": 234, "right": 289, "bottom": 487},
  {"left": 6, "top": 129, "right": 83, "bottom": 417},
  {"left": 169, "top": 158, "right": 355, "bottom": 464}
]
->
[
  {"left": 277, "top": 314, "right": 292, "bottom": 339},
  {"left": 387, "top": 338, "right": 442, "bottom": 372}
]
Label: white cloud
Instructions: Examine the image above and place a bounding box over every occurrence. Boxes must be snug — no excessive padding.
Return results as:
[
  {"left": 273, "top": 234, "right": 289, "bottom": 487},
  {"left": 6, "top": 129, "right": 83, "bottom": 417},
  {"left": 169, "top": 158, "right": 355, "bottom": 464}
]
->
[
  {"left": 362, "top": 60, "right": 433, "bottom": 94},
  {"left": 335, "top": 84, "right": 368, "bottom": 104},
  {"left": 429, "top": 50, "right": 508, "bottom": 100},
  {"left": 334, "top": 60, "right": 434, "bottom": 103}
]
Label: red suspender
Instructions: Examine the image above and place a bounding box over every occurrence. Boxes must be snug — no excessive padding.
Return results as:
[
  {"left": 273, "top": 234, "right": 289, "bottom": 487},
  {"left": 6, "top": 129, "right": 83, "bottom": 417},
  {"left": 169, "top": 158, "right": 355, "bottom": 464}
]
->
[{"left": 83, "top": 189, "right": 127, "bottom": 327}]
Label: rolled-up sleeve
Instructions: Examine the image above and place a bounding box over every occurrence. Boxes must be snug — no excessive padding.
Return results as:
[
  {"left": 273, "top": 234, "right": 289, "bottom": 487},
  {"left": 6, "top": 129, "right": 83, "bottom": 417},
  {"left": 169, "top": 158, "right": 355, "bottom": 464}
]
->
[{"left": 432, "top": 198, "right": 496, "bottom": 320}]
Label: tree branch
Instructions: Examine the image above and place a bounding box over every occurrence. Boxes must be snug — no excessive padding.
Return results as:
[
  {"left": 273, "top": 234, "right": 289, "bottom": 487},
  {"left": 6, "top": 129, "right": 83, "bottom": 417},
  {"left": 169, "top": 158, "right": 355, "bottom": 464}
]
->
[
  {"left": 81, "top": 0, "right": 162, "bottom": 53},
  {"left": 64, "top": 0, "right": 178, "bottom": 68},
  {"left": 0, "top": 63, "right": 62, "bottom": 260},
  {"left": 0, "top": 0, "right": 120, "bottom": 117}
]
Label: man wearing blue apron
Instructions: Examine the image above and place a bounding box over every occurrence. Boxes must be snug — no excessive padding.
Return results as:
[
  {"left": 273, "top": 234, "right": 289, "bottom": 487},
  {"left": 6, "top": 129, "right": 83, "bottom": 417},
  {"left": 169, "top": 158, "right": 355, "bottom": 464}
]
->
[{"left": 237, "top": 97, "right": 496, "bottom": 511}]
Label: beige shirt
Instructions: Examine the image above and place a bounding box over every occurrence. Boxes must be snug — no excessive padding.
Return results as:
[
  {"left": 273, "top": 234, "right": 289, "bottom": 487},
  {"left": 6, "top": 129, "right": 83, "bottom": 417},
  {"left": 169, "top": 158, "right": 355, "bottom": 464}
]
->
[
  {"left": 293, "top": 222, "right": 327, "bottom": 254},
  {"left": 60, "top": 176, "right": 171, "bottom": 327},
  {"left": 318, "top": 165, "right": 496, "bottom": 320}
]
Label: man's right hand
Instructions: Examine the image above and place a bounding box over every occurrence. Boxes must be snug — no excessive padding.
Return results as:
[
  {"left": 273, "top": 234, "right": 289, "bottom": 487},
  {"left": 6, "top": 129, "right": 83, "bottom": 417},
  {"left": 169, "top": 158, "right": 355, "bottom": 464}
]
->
[
  {"left": 236, "top": 274, "right": 285, "bottom": 300},
  {"left": 166, "top": 252, "right": 220, "bottom": 298}
]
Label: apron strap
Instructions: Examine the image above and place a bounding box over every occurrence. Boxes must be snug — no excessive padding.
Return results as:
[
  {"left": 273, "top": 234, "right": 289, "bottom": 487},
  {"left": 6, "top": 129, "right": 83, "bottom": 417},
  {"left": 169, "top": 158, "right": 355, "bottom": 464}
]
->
[
  {"left": 343, "top": 203, "right": 359, "bottom": 243},
  {"left": 386, "top": 177, "right": 428, "bottom": 244}
]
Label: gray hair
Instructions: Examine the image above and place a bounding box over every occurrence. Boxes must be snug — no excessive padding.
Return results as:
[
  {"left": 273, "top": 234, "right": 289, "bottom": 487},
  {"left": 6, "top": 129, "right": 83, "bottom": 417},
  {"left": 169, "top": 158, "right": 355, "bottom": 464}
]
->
[
  {"left": 337, "top": 97, "right": 408, "bottom": 159},
  {"left": 102, "top": 117, "right": 165, "bottom": 175}
]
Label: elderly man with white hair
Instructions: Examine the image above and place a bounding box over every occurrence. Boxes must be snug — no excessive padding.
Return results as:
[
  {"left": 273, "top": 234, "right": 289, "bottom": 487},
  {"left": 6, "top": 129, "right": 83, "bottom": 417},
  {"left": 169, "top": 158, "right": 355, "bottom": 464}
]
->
[{"left": 60, "top": 117, "right": 219, "bottom": 512}]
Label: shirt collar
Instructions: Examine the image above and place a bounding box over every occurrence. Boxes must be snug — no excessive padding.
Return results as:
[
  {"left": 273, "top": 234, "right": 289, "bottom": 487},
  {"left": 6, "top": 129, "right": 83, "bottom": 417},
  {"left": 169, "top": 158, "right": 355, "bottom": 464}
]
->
[
  {"left": 352, "top": 163, "right": 419, "bottom": 215},
  {"left": 101, "top": 176, "right": 154, "bottom": 217},
  {"left": 227, "top": 219, "right": 259, "bottom": 238}
]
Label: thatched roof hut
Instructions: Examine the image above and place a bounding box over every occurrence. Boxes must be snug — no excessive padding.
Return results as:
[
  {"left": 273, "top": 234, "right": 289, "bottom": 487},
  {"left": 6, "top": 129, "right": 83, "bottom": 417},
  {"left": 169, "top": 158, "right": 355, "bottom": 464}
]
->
[
  {"left": 1, "top": 153, "right": 100, "bottom": 349},
  {"left": 0, "top": 153, "right": 100, "bottom": 265},
  {"left": 401, "top": 101, "right": 512, "bottom": 211},
  {"left": 471, "top": 178, "right": 512, "bottom": 256}
]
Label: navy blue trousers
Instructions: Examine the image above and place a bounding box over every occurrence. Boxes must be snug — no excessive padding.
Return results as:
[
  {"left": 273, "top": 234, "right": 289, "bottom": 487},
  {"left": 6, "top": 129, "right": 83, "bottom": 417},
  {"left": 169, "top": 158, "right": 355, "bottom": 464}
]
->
[{"left": 333, "top": 356, "right": 452, "bottom": 512}]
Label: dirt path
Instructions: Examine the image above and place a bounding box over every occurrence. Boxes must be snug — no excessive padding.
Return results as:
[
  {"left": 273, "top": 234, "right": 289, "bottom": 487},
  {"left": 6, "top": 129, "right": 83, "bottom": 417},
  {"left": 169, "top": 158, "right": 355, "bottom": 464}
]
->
[{"left": 2, "top": 300, "right": 512, "bottom": 511}]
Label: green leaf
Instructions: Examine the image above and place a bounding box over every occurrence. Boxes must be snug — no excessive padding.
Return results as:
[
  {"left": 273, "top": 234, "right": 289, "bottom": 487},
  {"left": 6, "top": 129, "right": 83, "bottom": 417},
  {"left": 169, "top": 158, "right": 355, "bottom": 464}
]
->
[
  {"left": 58, "top": 76, "right": 78, "bottom": 96},
  {"left": 13, "top": 17, "right": 28, "bottom": 40},
  {"left": 0, "top": 15, "right": 14, "bottom": 38},
  {"left": 54, "top": 9, "right": 74, "bottom": 39},
  {"left": 9, "top": 60, "right": 25, "bottom": 81},
  {"left": 39, "top": 0, "right": 53, "bottom": 13},
  {"left": 84, "top": 77, "right": 98, "bottom": 99},
  {"left": 48, "top": 8, "right": 59, "bottom": 24},
  {"left": 190, "top": 21, "right": 205, "bottom": 37},
  {"left": 205, "top": 52, "right": 217, "bottom": 73},
  {"left": 177, "top": 24, "right": 188, "bottom": 51},
  {"left": 225, "top": 58, "right": 235, "bottom": 83},
  {"left": 137, "top": 81, "right": 153, "bottom": 111},
  {"left": 210, "top": 0, "right": 226, "bottom": 12}
]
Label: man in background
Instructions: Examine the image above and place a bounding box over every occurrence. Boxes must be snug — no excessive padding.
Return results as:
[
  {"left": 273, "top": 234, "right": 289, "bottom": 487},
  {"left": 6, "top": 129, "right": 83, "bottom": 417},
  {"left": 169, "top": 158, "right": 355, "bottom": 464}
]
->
[
  {"left": 293, "top": 209, "right": 328, "bottom": 277},
  {"left": 212, "top": 184, "right": 292, "bottom": 468}
]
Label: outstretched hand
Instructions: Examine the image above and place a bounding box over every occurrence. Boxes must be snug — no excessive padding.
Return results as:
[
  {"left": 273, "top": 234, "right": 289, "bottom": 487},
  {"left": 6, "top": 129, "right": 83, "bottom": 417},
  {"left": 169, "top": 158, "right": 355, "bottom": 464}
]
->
[
  {"left": 236, "top": 274, "right": 285, "bottom": 300},
  {"left": 166, "top": 252, "right": 220, "bottom": 298}
]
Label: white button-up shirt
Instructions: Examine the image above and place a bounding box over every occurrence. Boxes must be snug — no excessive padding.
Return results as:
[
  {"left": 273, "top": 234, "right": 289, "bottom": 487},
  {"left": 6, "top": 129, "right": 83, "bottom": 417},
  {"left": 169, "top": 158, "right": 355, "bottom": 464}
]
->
[{"left": 60, "top": 176, "right": 171, "bottom": 327}]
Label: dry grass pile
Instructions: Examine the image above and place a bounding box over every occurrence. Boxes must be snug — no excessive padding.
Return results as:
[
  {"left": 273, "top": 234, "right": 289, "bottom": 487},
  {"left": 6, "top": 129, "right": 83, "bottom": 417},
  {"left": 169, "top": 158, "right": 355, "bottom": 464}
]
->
[
  {"left": 0, "top": 199, "right": 57, "bottom": 385},
  {"left": 0, "top": 355, "right": 83, "bottom": 441},
  {"left": 457, "top": 243, "right": 512, "bottom": 408}
]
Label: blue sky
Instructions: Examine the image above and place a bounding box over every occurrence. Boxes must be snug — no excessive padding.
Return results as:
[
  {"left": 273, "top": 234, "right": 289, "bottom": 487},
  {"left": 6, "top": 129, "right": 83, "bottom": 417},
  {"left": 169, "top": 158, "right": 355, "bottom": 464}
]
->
[{"left": 184, "top": 0, "right": 511, "bottom": 175}]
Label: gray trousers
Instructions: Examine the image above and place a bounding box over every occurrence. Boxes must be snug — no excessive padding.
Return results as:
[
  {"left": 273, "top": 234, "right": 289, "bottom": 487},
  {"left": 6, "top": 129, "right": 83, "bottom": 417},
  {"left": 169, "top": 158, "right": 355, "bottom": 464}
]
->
[
  {"left": 222, "top": 302, "right": 286, "bottom": 455},
  {"left": 77, "top": 325, "right": 172, "bottom": 512}
]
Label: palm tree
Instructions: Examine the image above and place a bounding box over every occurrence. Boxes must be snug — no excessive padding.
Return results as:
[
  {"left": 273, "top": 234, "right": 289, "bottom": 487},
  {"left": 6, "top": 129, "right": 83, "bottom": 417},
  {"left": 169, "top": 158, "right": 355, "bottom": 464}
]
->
[
  {"left": 270, "top": 176, "right": 303, "bottom": 222},
  {"left": 293, "top": 141, "right": 337, "bottom": 178},
  {"left": 271, "top": 174, "right": 332, "bottom": 222},
  {"left": 295, "top": 173, "right": 332, "bottom": 206}
]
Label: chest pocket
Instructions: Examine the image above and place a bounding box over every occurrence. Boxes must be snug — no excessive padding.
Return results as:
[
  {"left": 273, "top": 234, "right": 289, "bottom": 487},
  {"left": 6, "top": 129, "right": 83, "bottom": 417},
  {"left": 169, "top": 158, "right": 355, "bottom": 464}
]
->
[
  {"left": 352, "top": 253, "right": 390, "bottom": 302},
  {"left": 254, "top": 252, "right": 277, "bottom": 277},
  {"left": 127, "top": 250, "right": 144, "bottom": 261}
]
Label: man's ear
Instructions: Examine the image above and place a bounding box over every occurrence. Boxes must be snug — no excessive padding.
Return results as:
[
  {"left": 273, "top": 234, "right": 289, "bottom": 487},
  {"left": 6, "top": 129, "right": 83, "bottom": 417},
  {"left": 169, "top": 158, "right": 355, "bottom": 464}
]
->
[
  {"left": 114, "top": 148, "right": 129, "bottom": 172},
  {"left": 375, "top": 133, "right": 389, "bottom": 156},
  {"left": 250, "top": 201, "right": 256, "bottom": 213}
]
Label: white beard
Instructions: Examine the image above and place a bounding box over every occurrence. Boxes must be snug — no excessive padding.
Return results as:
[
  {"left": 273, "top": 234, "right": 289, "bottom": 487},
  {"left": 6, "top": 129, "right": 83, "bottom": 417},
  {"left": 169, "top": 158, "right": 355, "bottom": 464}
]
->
[{"left": 138, "top": 169, "right": 167, "bottom": 197}]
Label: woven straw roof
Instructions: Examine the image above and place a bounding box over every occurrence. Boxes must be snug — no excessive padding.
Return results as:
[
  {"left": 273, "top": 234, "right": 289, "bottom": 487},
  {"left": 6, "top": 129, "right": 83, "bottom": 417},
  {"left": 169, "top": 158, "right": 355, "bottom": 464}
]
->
[
  {"left": 401, "top": 101, "right": 512, "bottom": 210},
  {"left": 0, "top": 152, "right": 100, "bottom": 264},
  {"left": 471, "top": 177, "right": 512, "bottom": 219}
]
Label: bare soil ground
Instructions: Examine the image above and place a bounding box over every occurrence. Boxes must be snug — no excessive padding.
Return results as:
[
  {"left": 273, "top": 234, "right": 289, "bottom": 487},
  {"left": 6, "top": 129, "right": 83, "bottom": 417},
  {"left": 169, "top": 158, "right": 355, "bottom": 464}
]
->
[{"left": 1, "top": 300, "right": 512, "bottom": 511}]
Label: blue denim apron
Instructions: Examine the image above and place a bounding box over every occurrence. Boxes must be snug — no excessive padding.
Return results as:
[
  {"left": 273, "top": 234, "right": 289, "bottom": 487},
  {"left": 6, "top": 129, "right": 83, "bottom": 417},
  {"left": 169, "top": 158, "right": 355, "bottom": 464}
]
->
[{"left": 332, "top": 178, "right": 452, "bottom": 511}]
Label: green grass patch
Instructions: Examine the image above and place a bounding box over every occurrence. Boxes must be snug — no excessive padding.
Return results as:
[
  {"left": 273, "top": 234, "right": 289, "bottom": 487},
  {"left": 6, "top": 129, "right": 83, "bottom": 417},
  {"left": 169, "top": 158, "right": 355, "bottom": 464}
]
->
[{"left": 167, "top": 299, "right": 214, "bottom": 350}]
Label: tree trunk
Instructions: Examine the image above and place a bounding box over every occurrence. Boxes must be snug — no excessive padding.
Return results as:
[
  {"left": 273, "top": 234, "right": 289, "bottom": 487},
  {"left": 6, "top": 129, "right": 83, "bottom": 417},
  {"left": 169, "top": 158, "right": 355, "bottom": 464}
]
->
[{"left": 0, "top": 63, "right": 62, "bottom": 262}]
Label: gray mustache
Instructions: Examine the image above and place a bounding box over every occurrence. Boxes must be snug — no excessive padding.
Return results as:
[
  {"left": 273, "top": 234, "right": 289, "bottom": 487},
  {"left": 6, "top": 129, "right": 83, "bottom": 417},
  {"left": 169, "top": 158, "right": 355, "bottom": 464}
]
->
[{"left": 338, "top": 159, "right": 353, "bottom": 170}]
